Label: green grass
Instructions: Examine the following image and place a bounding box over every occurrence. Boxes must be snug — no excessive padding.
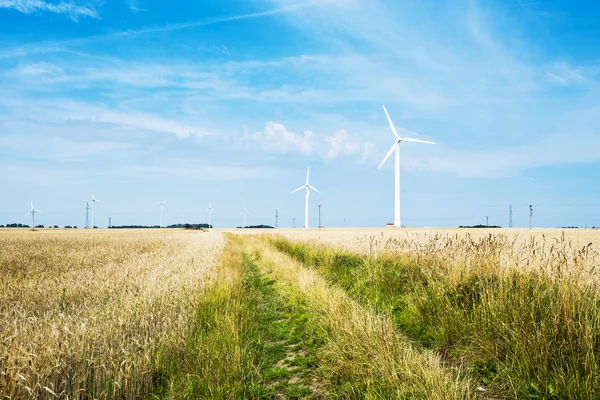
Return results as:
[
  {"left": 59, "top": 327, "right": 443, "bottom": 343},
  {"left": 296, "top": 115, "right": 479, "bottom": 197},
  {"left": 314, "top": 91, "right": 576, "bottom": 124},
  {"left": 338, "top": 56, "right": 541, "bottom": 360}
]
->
[
  {"left": 151, "top": 236, "right": 321, "bottom": 399},
  {"left": 269, "top": 234, "right": 600, "bottom": 399}
]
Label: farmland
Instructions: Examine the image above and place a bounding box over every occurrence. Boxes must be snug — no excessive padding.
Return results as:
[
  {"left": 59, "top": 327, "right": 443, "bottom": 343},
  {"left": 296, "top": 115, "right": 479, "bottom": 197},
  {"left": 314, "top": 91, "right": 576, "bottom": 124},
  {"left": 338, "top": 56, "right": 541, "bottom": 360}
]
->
[{"left": 1, "top": 228, "right": 599, "bottom": 399}]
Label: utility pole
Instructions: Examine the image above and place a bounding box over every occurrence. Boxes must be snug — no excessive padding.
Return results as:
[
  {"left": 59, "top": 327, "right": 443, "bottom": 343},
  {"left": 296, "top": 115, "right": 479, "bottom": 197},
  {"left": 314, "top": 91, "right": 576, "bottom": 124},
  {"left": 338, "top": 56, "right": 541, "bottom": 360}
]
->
[
  {"left": 529, "top": 205, "right": 533, "bottom": 230},
  {"left": 85, "top": 202, "right": 90, "bottom": 229},
  {"left": 509, "top": 204, "right": 513, "bottom": 228},
  {"left": 275, "top": 209, "right": 278, "bottom": 229},
  {"left": 318, "top": 205, "right": 322, "bottom": 228},
  {"left": 293, "top": 217, "right": 295, "bottom": 229}
]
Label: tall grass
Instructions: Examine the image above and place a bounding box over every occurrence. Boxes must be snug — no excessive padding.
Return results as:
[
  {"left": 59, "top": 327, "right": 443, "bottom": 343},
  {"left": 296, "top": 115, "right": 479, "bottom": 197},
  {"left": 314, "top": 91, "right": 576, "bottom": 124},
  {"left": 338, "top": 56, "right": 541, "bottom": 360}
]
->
[
  {"left": 270, "top": 232, "right": 600, "bottom": 398},
  {"left": 0, "top": 230, "right": 223, "bottom": 399},
  {"left": 246, "top": 238, "right": 472, "bottom": 399}
]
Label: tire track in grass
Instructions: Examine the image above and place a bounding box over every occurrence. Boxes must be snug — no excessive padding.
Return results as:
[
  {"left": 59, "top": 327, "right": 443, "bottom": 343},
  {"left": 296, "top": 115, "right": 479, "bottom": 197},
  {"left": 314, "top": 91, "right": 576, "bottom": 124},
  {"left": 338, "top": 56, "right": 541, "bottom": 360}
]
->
[
  {"left": 243, "top": 237, "right": 473, "bottom": 399},
  {"left": 242, "top": 251, "right": 324, "bottom": 399}
]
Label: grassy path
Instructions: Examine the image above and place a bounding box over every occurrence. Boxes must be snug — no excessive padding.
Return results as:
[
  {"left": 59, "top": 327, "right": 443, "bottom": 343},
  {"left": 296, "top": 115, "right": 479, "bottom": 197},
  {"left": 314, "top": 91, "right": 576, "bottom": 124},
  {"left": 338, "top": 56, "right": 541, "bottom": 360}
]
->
[
  {"left": 244, "top": 237, "right": 472, "bottom": 399},
  {"left": 153, "top": 234, "right": 472, "bottom": 399},
  {"left": 152, "top": 235, "right": 323, "bottom": 399}
]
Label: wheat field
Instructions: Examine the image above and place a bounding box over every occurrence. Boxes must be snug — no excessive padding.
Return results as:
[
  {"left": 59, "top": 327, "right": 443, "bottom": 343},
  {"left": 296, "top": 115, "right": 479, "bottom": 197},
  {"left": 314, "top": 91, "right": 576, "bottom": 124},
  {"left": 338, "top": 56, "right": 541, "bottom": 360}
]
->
[
  {"left": 2, "top": 227, "right": 599, "bottom": 399},
  {"left": 0, "top": 229, "right": 224, "bottom": 399}
]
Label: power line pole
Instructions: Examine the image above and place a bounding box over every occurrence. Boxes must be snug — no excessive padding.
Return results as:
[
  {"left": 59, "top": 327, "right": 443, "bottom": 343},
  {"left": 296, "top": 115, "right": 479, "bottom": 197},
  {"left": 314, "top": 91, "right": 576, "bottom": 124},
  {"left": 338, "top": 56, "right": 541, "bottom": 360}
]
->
[
  {"left": 318, "top": 204, "right": 322, "bottom": 228},
  {"left": 85, "top": 202, "right": 90, "bottom": 229},
  {"left": 275, "top": 209, "right": 278, "bottom": 229},
  {"left": 509, "top": 204, "right": 513, "bottom": 228},
  {"left": 529, "top": 205, "right": 533, "bottom": 230}
]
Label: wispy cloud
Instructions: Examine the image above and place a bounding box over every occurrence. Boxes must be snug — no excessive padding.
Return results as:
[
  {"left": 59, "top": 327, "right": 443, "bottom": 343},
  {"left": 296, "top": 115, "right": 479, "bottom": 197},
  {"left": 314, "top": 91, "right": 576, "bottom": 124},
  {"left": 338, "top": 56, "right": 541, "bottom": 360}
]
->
[
  {"left": 0, "top": 0, "right": 99, "bottom": 20},
  {"left": 127, "top": 0, "right": 145, "bottom": 13},
  {"left": 546, "top": 60, "right": 589, "bottom": 86},
  {"left": 0, "top": 97, "right": 213, "bottom": 139},
  {"left": 404, "top": 131, "right": 600, "bottom": 178},
  {"left": 0, "top": 1, "right": 316, "bottom": 59}
]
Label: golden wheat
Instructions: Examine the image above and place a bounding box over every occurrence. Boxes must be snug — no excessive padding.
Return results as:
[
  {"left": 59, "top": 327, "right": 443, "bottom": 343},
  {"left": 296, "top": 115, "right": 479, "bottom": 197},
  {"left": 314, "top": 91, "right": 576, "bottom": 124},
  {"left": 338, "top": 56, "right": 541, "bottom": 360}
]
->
[{"left": 0, "top": 229, "right": 223, "bottom": 399}]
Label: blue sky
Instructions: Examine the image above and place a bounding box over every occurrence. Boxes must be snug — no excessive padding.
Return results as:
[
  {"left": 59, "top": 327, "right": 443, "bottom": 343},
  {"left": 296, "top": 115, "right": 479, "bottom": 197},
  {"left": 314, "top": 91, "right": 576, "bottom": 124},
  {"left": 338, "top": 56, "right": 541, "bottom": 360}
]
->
[{"left": 1, "top": 0, "right": 599, "bottom": 228}]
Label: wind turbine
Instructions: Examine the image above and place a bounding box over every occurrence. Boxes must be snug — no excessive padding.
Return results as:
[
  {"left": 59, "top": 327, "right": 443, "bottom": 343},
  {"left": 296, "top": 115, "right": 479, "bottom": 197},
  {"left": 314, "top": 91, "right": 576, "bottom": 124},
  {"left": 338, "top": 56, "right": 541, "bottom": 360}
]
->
[
  {"left": 291, "top": 167, "right": 323, "bottom": 228},
  {"left": 157, "top": 201, "right": 167, "bottom": 228},
  {"left": 206, "top": 202, "right": 214, "bottom": 228},
  {"left": 378, "top": 105, "right": 435, "bottom": 227},
  {"left": 26, "top": 201, "right": 41, "bottom": 230},
  {"left": 90, "top": 194, "right": 99, "bottom": 229},
  {"left": 241, "top": 207, "right": 248, "bottom": 228}
]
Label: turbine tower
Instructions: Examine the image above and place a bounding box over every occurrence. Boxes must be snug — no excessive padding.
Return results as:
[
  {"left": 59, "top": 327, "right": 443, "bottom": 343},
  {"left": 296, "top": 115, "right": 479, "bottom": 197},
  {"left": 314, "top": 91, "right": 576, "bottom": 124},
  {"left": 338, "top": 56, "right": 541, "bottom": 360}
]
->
[
  {"left": 378, "top": 105, "right": 435, "bottom": 227},
  {"left": 90, "top": 194, "right": 99, "bottom": 229},
  {"left": 241, "top": 207, "right": 248, "bottom": 228},
  {"left": 158, "top": 201, "right": 167, "bottom": 228},
  {"left": 207, "top": 202, "right": 214, "bottom": 228},
  {"left": 26, "top": 201, "right": 41, "bottom": 230},
  {"left": 291, "top": 167, "right": 323, "bottom": 228}
]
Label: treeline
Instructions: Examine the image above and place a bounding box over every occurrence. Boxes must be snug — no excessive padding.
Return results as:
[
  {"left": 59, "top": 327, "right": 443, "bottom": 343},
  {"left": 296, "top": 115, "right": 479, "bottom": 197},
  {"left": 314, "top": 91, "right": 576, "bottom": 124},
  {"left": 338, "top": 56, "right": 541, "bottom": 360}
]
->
[
  {"left": 109, "top": 223, "right": 213, "bottom": 229},
  {"left": 1, "top": 224, "right": 77, "bottom": 228},
  {"left": 236, "top": 225, "right": 274, "bottom": 229},
  {"left": 459, "top": 224, "right": 502, "bottom": 228}
]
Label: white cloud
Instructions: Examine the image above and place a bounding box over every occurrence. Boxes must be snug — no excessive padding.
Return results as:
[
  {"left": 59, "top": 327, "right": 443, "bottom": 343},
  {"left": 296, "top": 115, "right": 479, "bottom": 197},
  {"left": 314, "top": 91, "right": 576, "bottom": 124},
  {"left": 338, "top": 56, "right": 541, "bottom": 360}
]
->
[
  {"left": 0, "top": 0, "right": 99, "bottom": 20},
  {"left": 252, "top": 121, "right": 313, "bottom": 155},
  {"left": 324, "top": 130, "right": 373, "bottom": 161}
]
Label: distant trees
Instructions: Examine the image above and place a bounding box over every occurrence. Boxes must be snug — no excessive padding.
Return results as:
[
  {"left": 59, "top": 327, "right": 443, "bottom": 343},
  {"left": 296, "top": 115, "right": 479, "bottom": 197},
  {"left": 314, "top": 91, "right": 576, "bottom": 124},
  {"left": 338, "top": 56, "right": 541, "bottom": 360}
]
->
[
  {"left": 459, "top": 224, "right": 502, "bottom": 228},
  {"left": 236, "top": 225, "right": 274, "bottom": 229},
  {"left": 2, "top": 223, "right": 30, "bottom": 228},
  {"left": 108, "top": 223, "right": 211, "bottom": 229}
]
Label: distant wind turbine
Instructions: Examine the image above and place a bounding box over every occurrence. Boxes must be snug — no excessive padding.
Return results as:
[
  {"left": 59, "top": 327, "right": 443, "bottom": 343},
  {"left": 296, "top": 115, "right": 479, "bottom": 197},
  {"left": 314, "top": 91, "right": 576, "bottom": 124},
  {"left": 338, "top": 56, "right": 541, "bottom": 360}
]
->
[
  {"left": 26, "top": 201, "right": 41, "bottom": 230},
  {"left": 158, "top": 201, "right": 167, "bottom": 228},
  {"left": 241, "top": 207, "right": 248, "bottom": 228},
  {"left": 291, "top": 167, "right": 323, "bottom": 228},
  {"left": 90, "top": 194, "right": 100, "bottom": 229},
  {"left": 378, "top": 105, "right": 435, "bottom": 227},
  {"left": 206, "top": 202, "right": 214, "bottom": 228}
]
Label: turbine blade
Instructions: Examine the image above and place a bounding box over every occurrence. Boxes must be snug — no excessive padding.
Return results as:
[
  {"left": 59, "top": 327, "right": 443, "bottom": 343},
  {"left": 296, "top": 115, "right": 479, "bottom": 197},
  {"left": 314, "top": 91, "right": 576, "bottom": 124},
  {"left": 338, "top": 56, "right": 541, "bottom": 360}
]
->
[
  {"left": 382, "top": 105, "right": 400, "bottom": 138},
  {"left": 400, "top": 137, "right": 436, "bottom": 145},
  {"left": 308, "top": 185, "right": 324, "bottom": 195},
  {"left": 291, "top": 185, "right": 305, "bottom": 193},
  {"left": 377, "top": 143, "right": 398, "bottom": 170},
  {"left": 306, "top": 166, "right": 310, "bottom": 184},
  {"left": 26, "top": 212, "right": 31, "bottom": 216}
]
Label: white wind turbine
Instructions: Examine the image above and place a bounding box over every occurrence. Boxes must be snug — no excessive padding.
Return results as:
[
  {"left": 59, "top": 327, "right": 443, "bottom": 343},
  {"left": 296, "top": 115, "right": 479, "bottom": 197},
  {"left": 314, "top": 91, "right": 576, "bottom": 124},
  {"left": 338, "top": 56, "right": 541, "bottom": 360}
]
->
[
  {"left": 378, "top": 105, "right": 435, "bottom": 227},
  {"left": 157, "top": 201, "right": 167, "bottom": 228},
  {"left": 26, "top": 201, "right": 41, "bottom": 230},
  {"left": 241, "top": 207, "right": 248, "bottom": 228},
  {"left": 206, "top": 202, "right": 214, "bottom": 228},
  {"left": 90, "top": 193, "right": 99, "bottom": 229},
  {"left": 291, "top": 167, "right": 323, "bottom": 229}
]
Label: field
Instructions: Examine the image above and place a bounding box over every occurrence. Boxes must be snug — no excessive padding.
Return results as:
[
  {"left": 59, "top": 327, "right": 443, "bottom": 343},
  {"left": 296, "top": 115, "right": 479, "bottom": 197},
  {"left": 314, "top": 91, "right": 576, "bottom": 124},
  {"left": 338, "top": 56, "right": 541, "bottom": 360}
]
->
[{"left": 1, "top": 227, "right": 599, "bottom": 399}]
